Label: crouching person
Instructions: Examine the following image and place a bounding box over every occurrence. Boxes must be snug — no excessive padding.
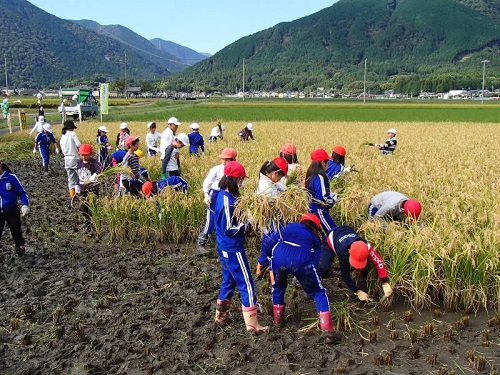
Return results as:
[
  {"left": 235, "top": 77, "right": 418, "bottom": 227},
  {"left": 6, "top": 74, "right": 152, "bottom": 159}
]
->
[
  {"left": 141, "top": 176, "right": 188, "bottom": 197},
  {"left": 256, "top": 213, "right": 342, "bottom": 344},
  {"left": 318, "top": 225, "right": 393, "bottom": 302},
  {"left": 76, "top": 144, "right": 102, "bottom": 232},
  {"left": 214, "top": 161, "right": 268, "bottom": 333}
]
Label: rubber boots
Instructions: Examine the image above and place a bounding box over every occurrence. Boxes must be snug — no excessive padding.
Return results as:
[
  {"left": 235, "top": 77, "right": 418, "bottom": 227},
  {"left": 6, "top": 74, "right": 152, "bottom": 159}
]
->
[
  {"left": 196, "top": 233, "right": 209, "bottom": 256},
  {"left": 273, "top": 304, "right": 285, "bottom": 329},
  {"left": 318, "top": 311, "right": 342, "bottom": 344},
  {"left": 242, "top": 305, "right": 268, "bottom": 333},
  {"left": 215, "top": 299, "right": 231, "bottom": 325}
]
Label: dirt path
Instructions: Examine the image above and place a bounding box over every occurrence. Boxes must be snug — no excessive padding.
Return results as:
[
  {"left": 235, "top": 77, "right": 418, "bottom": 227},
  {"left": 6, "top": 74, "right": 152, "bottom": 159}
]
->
[{"left": 0, "top": 158, "right": 498, "bottom": 374}]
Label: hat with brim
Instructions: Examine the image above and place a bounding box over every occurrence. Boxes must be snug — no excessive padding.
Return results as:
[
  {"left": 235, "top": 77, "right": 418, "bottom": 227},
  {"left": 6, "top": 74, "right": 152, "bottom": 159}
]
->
[
  {"left": 349, "top": 241, "right": 369, "bottom": 269},
  {"left": 63, "top": 120, "right": 77, "bottom": 130},
  {"left": 98, "top": 126, "right": 109, "bottom": 133}
]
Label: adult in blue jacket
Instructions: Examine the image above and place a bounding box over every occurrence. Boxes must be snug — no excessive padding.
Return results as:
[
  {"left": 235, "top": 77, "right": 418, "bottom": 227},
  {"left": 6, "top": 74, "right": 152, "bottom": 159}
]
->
[
  {"left": 214, "top": 161, "right": 268, "bottom": 333},
  {"left": 188, "top": 123, "right": 205, "bottom": 156},
  {"left": 305, "top": 149, "right": 338, "bottom": 233},
  {"left": 0, "top": 161, "right": 29, "bottom": 256},
  {"left": 34, "top": 123, "right": 59, "bottom": 172},
  {"left": 256, "top": 213, "right": 342, "bottom": 343}
]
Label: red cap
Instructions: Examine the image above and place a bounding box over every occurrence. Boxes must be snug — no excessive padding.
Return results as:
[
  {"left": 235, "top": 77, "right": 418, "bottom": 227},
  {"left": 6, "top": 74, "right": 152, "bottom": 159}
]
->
[
  {"left": 310, "top": 148, "right": 331, "bottom": 162},
  {"left": 218, "top": 147, "right": 238, "bottom": 159},
  {"left": 125, "top": 136, "right": 139, "bottom": 148},
  {"left": 280, "top": 143, "right": 297, "bottom": 155},
  {"left": 142, "top": 181, "right": 153, "bottom": 198},
  {"left": 349, "top": 241, "right": 369, "bottom": 269},
  {"left": 78, "top": 144, "right": 93, "bottom": 155},
  {"left": 403, "top": 199, "right": 422, "bottom": 220},
  {"left": 273, "top": 157, "right": 288, "bottom": 177},
  {"left": 299, "top": 213, "right": 321, "bottom": 229},
  {"left": 332, "top": 145, "right": 346, "bottom": 157},
  {"left": 224, "top": 161, "right": 247, "bottom": 178}
]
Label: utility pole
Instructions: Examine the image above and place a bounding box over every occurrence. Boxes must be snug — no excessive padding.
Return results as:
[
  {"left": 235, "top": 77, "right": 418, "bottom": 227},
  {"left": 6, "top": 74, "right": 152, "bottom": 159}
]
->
[
  {"left": 124, "top": 53, "right": 127, "bottom": 98},
  {"left": 363, "top": 59, "right": 367, "bottom": 103},
  {"left": 481, "top": 59, "right": 489, "bottom": 104},
  {"left": 242, "top": 58, "right": 245, "bottom": 102},
  {"left": 4, "top": 56, "right": 8, "bottom": 93}
]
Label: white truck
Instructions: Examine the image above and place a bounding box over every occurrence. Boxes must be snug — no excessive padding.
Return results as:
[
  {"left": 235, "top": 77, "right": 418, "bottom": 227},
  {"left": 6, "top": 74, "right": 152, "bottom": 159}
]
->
[{"left": 58, "top": 88, "right": 98, "bottom": 120}]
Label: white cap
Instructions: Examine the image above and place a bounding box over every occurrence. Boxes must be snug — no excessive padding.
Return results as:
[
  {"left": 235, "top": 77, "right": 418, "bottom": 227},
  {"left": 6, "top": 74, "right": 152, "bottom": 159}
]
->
[
  {"left": 72, "top": 94, "right": 78, "bottom": 100},
  {"left": 221, "top": 125, "right": 226, "bottom": 131},
  {"left": 147, "top": 121, "right": 156, "bottom": 129},
  {"left": 119, "top": 122, "right": 128, "bottom": 130},
  {"left": 98, "top": 126, "right": 109, "bottom": 133},
  {"left": 175, "top": 132, "right": 190, "bottom": 146},
  {"left": 38, "top": 115, "right": 45, "bottom": 122},
  {"left": 189, "top": 123, "right": 200, "bottom": 130},
  {"left": 43, "top": 123, "right": 52, "bottom": 133},
  {"left": 36, "top": 93, "right": 43, "bottom": 100},
  {"left": 387, "top": 128, "right": 397, "bottom": 134},
  {"left": 246, "top": 122, "right": 254, "bottom": 131},
  {"left": 167, "top": 117, "right": 181, "bottom": 126}
]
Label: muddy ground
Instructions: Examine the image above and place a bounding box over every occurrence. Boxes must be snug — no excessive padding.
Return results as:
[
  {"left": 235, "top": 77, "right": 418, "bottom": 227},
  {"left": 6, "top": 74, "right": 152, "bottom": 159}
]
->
[{"left": 0, "top": 158, "right": 498, "bottom": 374}]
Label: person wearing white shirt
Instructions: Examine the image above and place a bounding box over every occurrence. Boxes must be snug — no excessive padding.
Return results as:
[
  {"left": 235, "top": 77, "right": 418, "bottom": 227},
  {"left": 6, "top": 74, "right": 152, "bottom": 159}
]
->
[
  {"left": 60, "top": 120, "right": 81, "bottom": 197},
  {"left": 145, "top": 121, "right": 161, "bottom": 156},
  {"left": 160, "top": 117, "right": 181, "bottom": 160}
]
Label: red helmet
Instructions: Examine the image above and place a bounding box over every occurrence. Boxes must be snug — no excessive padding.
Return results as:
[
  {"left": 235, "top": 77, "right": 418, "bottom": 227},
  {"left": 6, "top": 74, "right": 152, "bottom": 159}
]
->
[
  {"left": 273, "top": 157, "right": 288, "bottom": 177},
  {"left": 280, "top": 143, "right": 297, "bottom": 155},
  {"left": 142, "top": 181, "right": 153, "bottom": 198},
  {"left": 224, "top": 161, "right": 247, "bottom": 178},
  {"left": 310, "top": 148, "right": 332, "bottom": 162},
  {"left": 403, "top": 199, "right": 422, "bottom": 220},
  {"left": 332, "top": 145, "right": 346, "bottom": 157},
  {"left": 78, "top": 144, "right": 93, "bottom": 155},
  {"left": 349, "top": 241, "right": 369, "bottom": 269},
  {"left": 299, "top": 213, "right": 321, "bottom": 229},
  {"left": 218, "top": 147, "right": 237, "bottom": 160}
]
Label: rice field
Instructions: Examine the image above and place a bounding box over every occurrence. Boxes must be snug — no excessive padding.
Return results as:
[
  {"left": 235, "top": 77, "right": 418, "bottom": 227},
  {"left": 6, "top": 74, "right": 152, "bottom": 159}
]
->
[{"left": 2, "top": 100, "right": 499, "bottom": 314}]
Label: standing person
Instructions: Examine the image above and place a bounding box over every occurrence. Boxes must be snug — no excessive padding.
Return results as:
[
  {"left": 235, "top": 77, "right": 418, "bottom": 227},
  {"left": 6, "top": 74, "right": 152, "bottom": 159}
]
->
[
  {"left": 96, "top": 126, "right": 111, "bottom": 166},
  {"left": 36, "top": 93, "right": 45, "bottom": 118},
  {"left": 368, "top": 191, "right": 422, "bottom": 223},
  {"left": 209, "top": 122, "right": 225, "bottom": 143},
  {"left": 75, "top": 144, "right": 102, "bottom": 232},
  {"left": 305, "top": 149, "right": 338, "bottom": 233},
  {"left": 121, "top": 136, "right": 144, "bottom": 197},
  {"left": 326, "top": 145, "right": 350, "bottom": 180},
  {"left": 197, "top": 148, "right": 238, "bottom": 254},
  {"left": 161, "top": 133, "right": 189, "bottom": 179},
  {"left": 255, "top": 213, "right": 342, "bottom": 344},
  {"left": 0, "top": 161, "right": 29, "bottom": 257},
  {"left": 115, "top": 122, "right": 130, "bottom": 150},
  {"left": 214, "top": 161, "right": 268, "bottom": 333},
  {"left": 238, "top": 123, "right": 255, "bottom": 141},
  {"left": 188, "top": 123, "right": 205, "bottom": 156},
  {"left": 34, "top": 123, "right": 59, "bottom": 172},
  {"left": 160, "top": 117, "right": 182, "bottom": 161},
  {"left": 317, "top": 225, "right": 393, "bottom": 301},
  {"left": 377, "top": 128, "right": 398, "bottom": 155},
  {"left": 145, "top": 122, "right": 161, "bottom": 156},
  {"left": 60, "top": 120, "right": 81, "bottom": 198}
]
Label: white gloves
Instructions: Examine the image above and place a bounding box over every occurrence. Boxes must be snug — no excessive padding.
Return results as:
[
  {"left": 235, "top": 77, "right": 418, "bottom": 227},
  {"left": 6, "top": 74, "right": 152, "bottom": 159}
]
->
[
  {"left": 331, "top": 193, "right": 339, "bottom": 204},
  {"left": 32, "top": 148, "right": 37, "bottom": 154},
  {"left": 55, "top": 148, "right": 60, "bottom": 155},
  {"left": 21, "top": 205, "right": 29, "bottom": 217},
  {"left": 355, "top": 290, "right": 370, "bottom": 301},
  {"left": 202, "top": 152, "right": 205, "bottom": 157},
  {"left": 343, "top": 166, "right": 351, "bottom": 173},
  {"left": 74, "top": 185, "right": 81, "bottom": 194},
  {"left": 204, "top": 193, "right": 211, "bottom": 205},
  {"left": 382, "top": 283, "right": 393, "bottom": 297},
  {"left": 89, "top": 174, "right": 98, "bottom": 183}
]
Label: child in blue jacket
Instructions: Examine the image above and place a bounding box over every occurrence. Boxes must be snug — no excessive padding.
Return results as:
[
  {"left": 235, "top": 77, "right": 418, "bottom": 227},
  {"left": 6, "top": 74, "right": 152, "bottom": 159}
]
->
[
  {"left": 256, "top": 213, "right": 342, "bottom": 344},
  {"left": 305, "top": 149, "right": 338, "bottom": 233},
  {"left": 188, "top": 123, "right": 205, "bottom": 157},
  {"left": 214, "top": 161, "right": 268, "bottom": 333},
  {"left": 34, "top": 123, "right": 59, "bottom": 172},
  {"left": 0, "top": 161, "right": 29, "bottom": 256}
]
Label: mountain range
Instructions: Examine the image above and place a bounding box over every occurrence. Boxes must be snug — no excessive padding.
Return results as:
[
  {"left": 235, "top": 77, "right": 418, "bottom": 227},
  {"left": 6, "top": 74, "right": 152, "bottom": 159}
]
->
[{"left": 1, "top": 0, "right": 498, "bottom": 93}]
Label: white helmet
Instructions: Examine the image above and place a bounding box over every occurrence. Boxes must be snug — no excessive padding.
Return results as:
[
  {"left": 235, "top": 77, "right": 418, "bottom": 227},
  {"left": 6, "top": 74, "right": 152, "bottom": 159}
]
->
[
  {"left": 38, "top": 115, "right": 45, "bottom": 122},
  {"left": 98, "top": 125, "right": 109, "bottom": 133},
  {"left": 42, "top": 123, "right": 52, "bottom": 133},
  {"left": 387, "top": 128, "right": 397, "bottom": 134},
  {"left": 246, "top": 122, "right": 254, "bottom": 131},
  {"left": 221, "top": 125, "right": 226, "bottom": 131},
  {"left": 175, "top": 132, "right": 190, "bottom": 147},
  {"left": 36, "top": 93, "right": 43, "bottom": 100},
  {"left": 119, "top": 122, "right": 128, "bottom": 130},
  {"left": 189, "top": 123, "right": 200, "bottom": 130}
]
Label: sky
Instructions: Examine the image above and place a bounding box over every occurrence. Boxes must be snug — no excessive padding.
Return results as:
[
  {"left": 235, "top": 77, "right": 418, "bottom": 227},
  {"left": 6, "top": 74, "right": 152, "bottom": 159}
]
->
[{"left": 27, "top": 0, "right": 338, "bottom": 55}]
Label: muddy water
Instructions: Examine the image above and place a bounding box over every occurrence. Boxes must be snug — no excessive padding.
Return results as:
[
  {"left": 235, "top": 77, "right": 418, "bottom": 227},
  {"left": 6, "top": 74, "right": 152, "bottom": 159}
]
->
[{"left": 0, "top": 158, "right": 498, "bottom": 374}]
